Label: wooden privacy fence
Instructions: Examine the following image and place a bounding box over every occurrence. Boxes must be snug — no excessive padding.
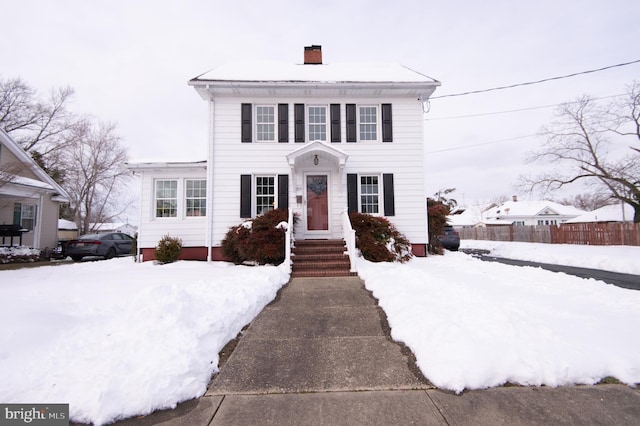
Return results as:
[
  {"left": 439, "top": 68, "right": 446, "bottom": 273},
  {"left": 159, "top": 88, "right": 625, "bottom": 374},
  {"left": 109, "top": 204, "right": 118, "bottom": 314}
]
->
[{"left": 458, "top": 222, "right": 640, "bottom": 246}]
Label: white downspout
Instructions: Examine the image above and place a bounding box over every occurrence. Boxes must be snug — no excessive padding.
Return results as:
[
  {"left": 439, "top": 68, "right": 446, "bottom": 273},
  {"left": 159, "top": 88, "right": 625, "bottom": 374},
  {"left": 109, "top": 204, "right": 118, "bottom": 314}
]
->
[
  {"left": 206, "top": 99, "right": 215, "bottom": 261},
  {"left": 422, "top": 100, "right": 430, "bottom": 255},
  {"left": 34, "top": 194, "right": 44, "bottom": 249},
  {"left": 136, "top": 171, "right": 144, "bottom": 262}
]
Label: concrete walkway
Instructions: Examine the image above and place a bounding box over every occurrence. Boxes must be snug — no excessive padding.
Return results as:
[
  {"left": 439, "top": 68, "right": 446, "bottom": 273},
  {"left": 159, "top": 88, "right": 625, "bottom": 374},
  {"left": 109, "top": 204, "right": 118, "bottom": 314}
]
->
[{"left": 113, "top": 277, "right": 640, "bottom": 425}]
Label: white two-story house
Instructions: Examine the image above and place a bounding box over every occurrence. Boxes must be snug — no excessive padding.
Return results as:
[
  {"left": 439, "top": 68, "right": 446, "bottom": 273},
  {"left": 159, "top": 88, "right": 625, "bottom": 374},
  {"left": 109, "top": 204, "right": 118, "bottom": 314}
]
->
[{"left": 128, "top": 46, "right": 440, "bottom": 262}]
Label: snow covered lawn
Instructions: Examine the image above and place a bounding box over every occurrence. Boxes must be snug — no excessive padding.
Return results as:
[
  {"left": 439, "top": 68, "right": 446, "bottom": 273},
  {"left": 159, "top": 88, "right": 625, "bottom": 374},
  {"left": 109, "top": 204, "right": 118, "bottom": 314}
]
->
[
  {"left": 358, "top": 249, "right": 640, "bottom": 394},
  {"left": 1, "top": 242, "right": 639, "bottom": 425},
  {"left": 0, "top": 258, "right": 289, "bottom": 425}
]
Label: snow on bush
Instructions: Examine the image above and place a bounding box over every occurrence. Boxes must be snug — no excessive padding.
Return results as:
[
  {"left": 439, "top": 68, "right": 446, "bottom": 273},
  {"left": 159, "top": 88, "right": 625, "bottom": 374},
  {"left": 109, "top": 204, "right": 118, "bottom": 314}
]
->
[{"left": 0, "top": 246, "right": 41, "bottom": 263}]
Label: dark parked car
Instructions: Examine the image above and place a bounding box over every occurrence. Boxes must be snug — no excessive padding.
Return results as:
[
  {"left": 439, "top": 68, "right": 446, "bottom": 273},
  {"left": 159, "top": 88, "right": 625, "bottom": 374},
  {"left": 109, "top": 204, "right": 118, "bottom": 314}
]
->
[
  {"left": 437, "top": 225, "right": 460, "bottom": 251},
  {"left": 66, "top": 232, "right": 134, "bottom": 261}
]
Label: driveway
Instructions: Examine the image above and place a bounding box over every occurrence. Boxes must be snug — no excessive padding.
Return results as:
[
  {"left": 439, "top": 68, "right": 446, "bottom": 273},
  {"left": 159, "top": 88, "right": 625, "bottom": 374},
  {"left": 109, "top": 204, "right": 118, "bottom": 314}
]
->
[{"left": 463, "top": 249, "right": 640, "bottom": 291}]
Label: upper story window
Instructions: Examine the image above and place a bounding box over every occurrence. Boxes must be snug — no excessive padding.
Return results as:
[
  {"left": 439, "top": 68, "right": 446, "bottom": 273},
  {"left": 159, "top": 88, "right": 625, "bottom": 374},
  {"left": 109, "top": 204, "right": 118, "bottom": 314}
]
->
[
  {"left": 308, "top": 106, "right": 327, "bottom": 141},
  {"left": 155, "top": 180, "right": 178, "bottom": 218},
  {"left": 255, "top": 105, "right": 275, "bottom": 142},
  {"left": 358, "top": 106, "right": 378, "bottom": 141},
  {"left": 360, "top": 175, "right": 380, "bottom": 214},
  {"left": 185, "top": 179, "right": 207, "bottom": 217}
]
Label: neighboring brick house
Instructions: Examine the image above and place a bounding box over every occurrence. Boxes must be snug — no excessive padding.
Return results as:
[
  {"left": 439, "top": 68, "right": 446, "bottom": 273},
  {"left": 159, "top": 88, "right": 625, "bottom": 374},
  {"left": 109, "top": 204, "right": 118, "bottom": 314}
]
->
[{"left": 128, "top": 46, "right": 440, "bottom": 262}]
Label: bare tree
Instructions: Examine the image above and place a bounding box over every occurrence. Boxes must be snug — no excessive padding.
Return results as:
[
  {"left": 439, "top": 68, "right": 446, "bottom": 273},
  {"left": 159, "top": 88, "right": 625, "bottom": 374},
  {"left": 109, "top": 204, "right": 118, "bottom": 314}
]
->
[
  {"left": 520, "top": 83, "right": 640, "bottom": 223},
  {"left": 555, "top": 193, "right": 614, "bottom": 211},
  {"left": 62, "top": 120, "right": 132, "bottom": 234},
  {"left": 0, "top": 163, "right": 21, "bottom": 188},
  {"left": 0, "top": 76, "right": 77, "bottom": 180}
]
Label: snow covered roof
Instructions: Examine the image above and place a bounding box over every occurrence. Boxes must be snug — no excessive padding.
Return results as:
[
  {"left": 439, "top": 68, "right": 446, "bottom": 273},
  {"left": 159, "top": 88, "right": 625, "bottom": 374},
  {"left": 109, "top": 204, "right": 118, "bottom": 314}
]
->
[
  {"left": 189, "top": 54, "right": 441, "bottom": 100},
  {"left": 448, "top": 203, "right": 497, "bottom": 226},
  {"left": 8, "top": 175, "right": 56, "bottom": 191},
  {"left": 91, "top": 222, "right": 137, "bottom": 232},
  {"left": 192, "top": 61, "right": 439, "bottom": 84},
  {"left": 126, "top": 160, "right": 206, "bottom": 171},
  {"left": 0, "top": 129, "right": 69, "bottom": 201},
  {"left": 58, "top": 219, "right": 77, "bottom": 230},
  {"left": 565, "top": 203, "right": 635, "bottom": 223},
  {"left": 485, "top": 200, "right": 586, "bottom": 219}
]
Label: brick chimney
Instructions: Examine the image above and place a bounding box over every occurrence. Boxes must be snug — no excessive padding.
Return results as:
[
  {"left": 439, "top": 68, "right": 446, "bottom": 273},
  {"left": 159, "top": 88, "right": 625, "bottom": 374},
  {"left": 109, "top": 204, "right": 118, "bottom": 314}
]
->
[{"left": 304, "top": 45, "right": 322, "bottom": 64}]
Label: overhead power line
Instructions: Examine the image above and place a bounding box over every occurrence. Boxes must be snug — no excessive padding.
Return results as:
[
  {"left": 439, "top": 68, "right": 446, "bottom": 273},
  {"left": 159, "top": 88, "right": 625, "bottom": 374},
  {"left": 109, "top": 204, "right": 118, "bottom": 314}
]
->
[
  {"left": 425, "top": 134, "right": 536, "bottom": 154},
  {"left": 426, "top": 94, "right": 624, "bottom": 121},
  {"left": 430, "top": 59, "right": 640, "bottom": 100}
]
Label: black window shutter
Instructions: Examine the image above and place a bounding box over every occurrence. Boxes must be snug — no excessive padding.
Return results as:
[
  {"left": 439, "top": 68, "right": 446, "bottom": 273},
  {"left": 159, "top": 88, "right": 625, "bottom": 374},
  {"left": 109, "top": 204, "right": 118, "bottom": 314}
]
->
[
  {"left": 240, "top": 175, "right": 252, "bottom": 218},
  {"left": 330, "top": 104, "right": 341, "bottom": 142},
  {"left": 347, "top": 174, "right": 358, "bottom": 213},
  {"left": 383, "top": 173, "right": 395, "bottom": 216},
  {"left": 241, "top": 103, "right": 252, "bottom": 143},
  {"left": 346, "top": 104, "right": 356, "bottom": 143},
  {"left": 278, "top": 175, "right": 289, "bottom": 210},
  {"left": 382, "top": 104, "right": 393, "bottom": 142},
  {"left": 294, "top": 104, "right": 305, "bottom": 143},
  {"left": 13, "top": 203, "right": 21, "bottom": 225},
  {"left": 278, "top": 104, "right": 289, "bottom": 143}
]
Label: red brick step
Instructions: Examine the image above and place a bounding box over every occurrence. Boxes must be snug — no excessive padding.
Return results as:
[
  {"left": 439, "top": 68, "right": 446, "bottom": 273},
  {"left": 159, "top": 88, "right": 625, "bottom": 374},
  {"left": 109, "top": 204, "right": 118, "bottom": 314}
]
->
[{"left": 291, "top": 239, "right": 357, "bottom": 278}]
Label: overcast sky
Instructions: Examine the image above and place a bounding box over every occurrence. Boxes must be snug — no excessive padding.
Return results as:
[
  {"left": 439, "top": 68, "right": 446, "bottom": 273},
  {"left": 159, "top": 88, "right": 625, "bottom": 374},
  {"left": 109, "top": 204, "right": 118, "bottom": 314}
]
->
[{"left": 3, "top": 0, "right": 639, "bottom": 208}]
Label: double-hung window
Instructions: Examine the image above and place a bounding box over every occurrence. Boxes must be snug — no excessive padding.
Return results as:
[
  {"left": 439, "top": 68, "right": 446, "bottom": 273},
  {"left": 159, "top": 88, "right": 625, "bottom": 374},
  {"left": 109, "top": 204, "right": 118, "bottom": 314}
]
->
[
  {"left": 14, "top": 203, "right": 37, "bottom": 231},
  {"left": 358, "top": 106, "right": 378, "bottom": 141},
  {"left": 255, "top": 105, "right": 275, "bottom": 142},
  {"left": 255, "top": 176, "right": 275, "bottom": 215},
  {"left": 155, "top": 180, "right": 178, "bottom": 218},
  {"left": 185, "top": 179, "right": 206, "bottom": 217},
  {"left": 360, "top": 175, "right": 380, "bottom": 214},
  {"left": 308, "top": 106, "right": 327, "bottom": 141}
]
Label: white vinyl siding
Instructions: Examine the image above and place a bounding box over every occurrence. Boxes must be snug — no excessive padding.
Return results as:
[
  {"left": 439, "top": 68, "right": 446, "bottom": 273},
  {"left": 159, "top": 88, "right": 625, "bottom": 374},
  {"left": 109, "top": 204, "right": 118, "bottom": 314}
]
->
[{"left": 204, "top": 96, "right": 427, "bottom": 246}]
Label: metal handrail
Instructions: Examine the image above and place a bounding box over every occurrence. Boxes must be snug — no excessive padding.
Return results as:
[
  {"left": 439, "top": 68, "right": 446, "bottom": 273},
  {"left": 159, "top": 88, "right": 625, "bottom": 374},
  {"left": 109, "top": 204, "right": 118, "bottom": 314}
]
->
[{"left": 341, "top": 208, "right": 357, "bottom": 273}]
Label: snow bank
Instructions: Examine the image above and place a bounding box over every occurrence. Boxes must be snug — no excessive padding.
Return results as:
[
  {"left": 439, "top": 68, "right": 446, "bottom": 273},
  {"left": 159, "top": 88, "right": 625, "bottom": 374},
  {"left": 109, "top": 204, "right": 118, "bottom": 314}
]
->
[
  {"left": 358, "top": 253, "right": 640, "bottom": 394},
  {"left": 462, "top": 240, "right": 640, "bottom": 275},
  {"left": 0, "top": 258, "right": 289, "bottom": 425}
]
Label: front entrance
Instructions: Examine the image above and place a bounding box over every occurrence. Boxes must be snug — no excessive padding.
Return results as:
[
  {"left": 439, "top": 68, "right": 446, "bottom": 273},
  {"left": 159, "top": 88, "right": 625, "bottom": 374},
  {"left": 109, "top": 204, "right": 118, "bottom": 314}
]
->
[{"left": 306, "top": 174, "right": 329, "bottom": 232}]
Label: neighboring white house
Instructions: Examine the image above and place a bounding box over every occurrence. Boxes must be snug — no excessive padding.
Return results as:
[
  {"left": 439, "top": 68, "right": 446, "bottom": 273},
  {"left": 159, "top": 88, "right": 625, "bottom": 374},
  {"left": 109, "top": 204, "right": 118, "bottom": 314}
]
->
[
  {"left": 565, "top": 203, "right": 635, "bottom": 223},
  {"left": 0, "top": 129, "right": 69, "bottom": 250},
  {"left": 128, "top": 46, "right": 440, "bottom": 262},
  {"left": 90, "top": 222, "right": 137, "bottom": 236},
  {"left": 448, "top": 203, "right": 498, "bottom": 228},
  {"left": 482, "top": 200, "right": 586, "bottom": 226}
]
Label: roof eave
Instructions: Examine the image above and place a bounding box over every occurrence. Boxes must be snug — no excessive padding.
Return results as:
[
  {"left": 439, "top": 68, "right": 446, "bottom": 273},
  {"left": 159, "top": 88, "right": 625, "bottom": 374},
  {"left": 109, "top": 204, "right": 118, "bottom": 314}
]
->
[{"left": 188, "top": 80, "right": 440, "bottom": 100}]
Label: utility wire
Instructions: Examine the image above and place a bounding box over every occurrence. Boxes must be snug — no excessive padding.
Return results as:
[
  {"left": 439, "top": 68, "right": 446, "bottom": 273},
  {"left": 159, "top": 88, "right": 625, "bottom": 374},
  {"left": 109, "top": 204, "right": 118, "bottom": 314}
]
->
[
  {"left": 430, "top": 59, "right": 640, "bottom": 100},
  {"left": 425, "top": 134, "right": 536, "bottom": 154},
  {"left": 425, "top": 94, "right": 625, "bottom": 121}
]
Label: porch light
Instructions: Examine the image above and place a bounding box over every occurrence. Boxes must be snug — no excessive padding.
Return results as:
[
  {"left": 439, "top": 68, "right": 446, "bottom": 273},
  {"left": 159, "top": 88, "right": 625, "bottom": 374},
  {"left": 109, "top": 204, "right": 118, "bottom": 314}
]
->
[{"left": 313, "top": 154, "right": 319, "bottom": 166}]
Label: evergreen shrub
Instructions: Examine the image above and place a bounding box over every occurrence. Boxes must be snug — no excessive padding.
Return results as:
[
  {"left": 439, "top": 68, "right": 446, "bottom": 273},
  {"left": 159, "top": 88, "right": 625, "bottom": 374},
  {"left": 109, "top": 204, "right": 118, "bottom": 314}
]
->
[
  {"left": 348, "top": 212, "right": 412, "bottom": 263},
  {"left": 221, "top": 208, "right": 292, "bottom": 265},
  {"left": 155, "top": 234, "right": 183, "bottom": 264},
  {"left": 427, "top": 198, "right": 450, "bottom": 254}
]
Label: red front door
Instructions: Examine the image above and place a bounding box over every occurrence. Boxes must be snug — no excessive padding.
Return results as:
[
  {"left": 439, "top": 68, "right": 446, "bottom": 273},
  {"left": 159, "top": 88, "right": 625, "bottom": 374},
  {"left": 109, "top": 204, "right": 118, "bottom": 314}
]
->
[{"left": 306, "top": 175, "right": 329, "bottom": 231}]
